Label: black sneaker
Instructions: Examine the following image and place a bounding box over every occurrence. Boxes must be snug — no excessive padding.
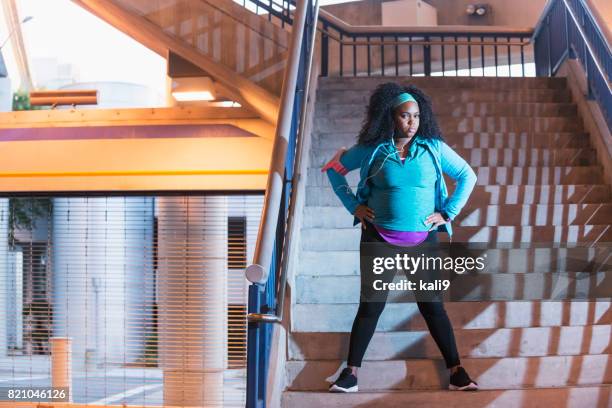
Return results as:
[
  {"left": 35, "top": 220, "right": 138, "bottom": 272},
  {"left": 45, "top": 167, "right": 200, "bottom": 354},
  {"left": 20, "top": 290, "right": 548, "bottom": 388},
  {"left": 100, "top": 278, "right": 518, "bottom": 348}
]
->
[
  {"left": 449, "top": 366, "right": 478, "bottom": 391},
  {"left": 329, "top": 367, "right": 358, "bottom": 393}
]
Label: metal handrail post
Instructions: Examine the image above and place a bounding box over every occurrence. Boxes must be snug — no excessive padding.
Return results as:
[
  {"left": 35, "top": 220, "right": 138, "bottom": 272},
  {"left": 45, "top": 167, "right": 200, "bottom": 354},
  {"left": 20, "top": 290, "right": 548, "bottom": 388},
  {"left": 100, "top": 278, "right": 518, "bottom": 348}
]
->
[
  {"left": 248, "top": 0, "right": 320, "bottom": 324},
  {"left": 245, "top": 0, "right": 309, "bottom": 285}
]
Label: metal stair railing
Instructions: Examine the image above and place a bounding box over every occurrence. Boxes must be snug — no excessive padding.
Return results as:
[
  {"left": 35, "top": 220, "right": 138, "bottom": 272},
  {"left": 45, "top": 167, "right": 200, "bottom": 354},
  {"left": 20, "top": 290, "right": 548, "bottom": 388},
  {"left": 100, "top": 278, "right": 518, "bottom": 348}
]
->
[
  {"left": 243, "top": 0, "right": 319, "bottom": 407},
  {"left": 533, "top": 0, "right": 612, "bottom": 130},
  {"left": 316, "top": 9, "right": 534, "bottom": 77}
]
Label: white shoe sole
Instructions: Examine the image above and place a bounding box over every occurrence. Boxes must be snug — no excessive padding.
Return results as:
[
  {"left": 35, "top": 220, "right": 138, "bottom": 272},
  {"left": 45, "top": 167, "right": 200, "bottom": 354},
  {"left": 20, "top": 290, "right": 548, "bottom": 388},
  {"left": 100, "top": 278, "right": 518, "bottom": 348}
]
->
[
  {"left": 449, "top": 382, "right": 478, "bottom": 391},
  {"left": 329, "top": 384, "right": 358, "bottom": 393}
]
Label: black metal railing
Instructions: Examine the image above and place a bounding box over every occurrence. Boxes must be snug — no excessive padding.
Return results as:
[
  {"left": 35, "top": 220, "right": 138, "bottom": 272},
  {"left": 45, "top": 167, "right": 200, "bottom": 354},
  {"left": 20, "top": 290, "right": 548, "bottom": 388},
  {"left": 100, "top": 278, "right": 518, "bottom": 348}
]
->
[
  {"left": 534, "top": 0, "right": 611, "bottom": 129},
  {"left": 317, "top": 12, "right": 533, "bottom": 78},
  {"left": 238, "top": 0, "right": 295, "bottom": 27}
]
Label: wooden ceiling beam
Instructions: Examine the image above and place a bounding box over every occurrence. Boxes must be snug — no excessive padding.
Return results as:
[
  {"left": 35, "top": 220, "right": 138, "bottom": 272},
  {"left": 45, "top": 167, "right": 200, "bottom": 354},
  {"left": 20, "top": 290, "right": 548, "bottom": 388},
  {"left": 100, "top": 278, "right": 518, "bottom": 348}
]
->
[
  {"left": 0, "top": 106, "right": 276, "bottom": 139},
  {"left": 0, "top": 136, "right": 272, "bottom": 192}
]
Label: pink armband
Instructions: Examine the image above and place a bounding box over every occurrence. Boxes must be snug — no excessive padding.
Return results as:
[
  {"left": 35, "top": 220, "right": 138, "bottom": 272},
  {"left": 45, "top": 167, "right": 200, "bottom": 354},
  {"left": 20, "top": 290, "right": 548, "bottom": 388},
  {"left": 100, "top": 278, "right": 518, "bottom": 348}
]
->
[{"left": 321, "top": 159, "right": 348, "bottom": 175}]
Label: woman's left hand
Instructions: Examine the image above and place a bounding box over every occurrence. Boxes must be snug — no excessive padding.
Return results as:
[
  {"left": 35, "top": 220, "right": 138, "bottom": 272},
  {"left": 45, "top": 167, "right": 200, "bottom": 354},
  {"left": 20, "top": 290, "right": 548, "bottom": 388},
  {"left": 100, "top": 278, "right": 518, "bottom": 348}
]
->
[{"left": 425, "top": 212, "right": 447, "bottom": 231}]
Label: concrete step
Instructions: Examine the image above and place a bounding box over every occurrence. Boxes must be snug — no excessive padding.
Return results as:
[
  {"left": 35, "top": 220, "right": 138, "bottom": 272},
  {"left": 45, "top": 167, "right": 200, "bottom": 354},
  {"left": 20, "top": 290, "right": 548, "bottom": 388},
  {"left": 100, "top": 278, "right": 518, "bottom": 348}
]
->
[
  {"left": 318, "top": 76, "right": 568, "bottom": 90},
  {"left": 311, "top": 148, "right": 596, "bottom": 167},
  {"left": 313, "top": 117, "right": 583, "bottom": 133},
  {"left": 285, "top": 354, "right": 612, "bottom": 391},
  {"left": 456, "top": 203, "right": 611, "bottom": 226},
  {"left": 300, "top": 225, "right": 612, "bottom": 250},
  {"left": 307, "top": 166, "right": 604, "bottom": 187},
  {"left": 317, "top": 89, "right": 573, "bottom": 104},
  {"left": 302, "top": 204, "right": 612, "bottom": 228},
  {"left": 282, "top": 386, "right": 612, "bottom": 408},
  {"left": 292, "top": 301, "right": 612, "bottom": 332},
  {"left": 315, "top": 102, "right": 578, "bottom": 118},
  {"left": 288, "top": 325, "right": 612, "bottom": 360},
  {"left": 312, "top": 132, "right": 592, "bottom": 151},
  {"left": 298, "top": 247, "right": 611, "bottom": 276},
  {"left": 294, "top": 272, "right": 610, "bottom": 303},
  {"left": 305, "top": 185, "right": 612, "bottom": 206}
]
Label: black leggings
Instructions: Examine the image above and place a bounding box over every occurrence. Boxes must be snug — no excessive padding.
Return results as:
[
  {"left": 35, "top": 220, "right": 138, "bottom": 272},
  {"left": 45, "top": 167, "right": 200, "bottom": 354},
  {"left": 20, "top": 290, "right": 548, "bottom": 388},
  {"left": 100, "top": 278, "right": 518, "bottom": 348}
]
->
[{"left": 347, "top": 221, "right": 461, "bottom": 368}]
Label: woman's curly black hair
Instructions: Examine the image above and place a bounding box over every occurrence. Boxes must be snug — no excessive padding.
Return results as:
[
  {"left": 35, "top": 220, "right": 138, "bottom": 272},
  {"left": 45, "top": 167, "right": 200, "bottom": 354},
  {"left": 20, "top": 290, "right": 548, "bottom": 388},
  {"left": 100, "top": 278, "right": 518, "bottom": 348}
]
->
[{"left": 356, "top": 82, "right": 443, "bottom": 146}]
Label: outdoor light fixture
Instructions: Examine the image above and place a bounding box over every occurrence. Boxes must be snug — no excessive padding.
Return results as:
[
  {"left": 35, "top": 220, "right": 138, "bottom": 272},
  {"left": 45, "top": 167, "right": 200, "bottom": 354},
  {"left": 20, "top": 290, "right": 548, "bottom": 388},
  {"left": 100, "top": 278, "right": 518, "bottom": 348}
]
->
[
  {"left": 0, "top": 15, "right": 33, "bottom": 50},
  {"left": 466, "top": 4, "right": 488, "bottom": 16},
  {"left": 171, "top": 76, "right": 216, "bottom": 102}
]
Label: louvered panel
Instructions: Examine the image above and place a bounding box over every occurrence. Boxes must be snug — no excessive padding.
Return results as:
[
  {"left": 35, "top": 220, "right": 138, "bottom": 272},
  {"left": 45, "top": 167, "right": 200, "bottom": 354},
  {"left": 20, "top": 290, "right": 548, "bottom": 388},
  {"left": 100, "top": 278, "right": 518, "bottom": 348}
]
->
[{"left": 0, "top": 194, "right": 263, "bottom": 407}]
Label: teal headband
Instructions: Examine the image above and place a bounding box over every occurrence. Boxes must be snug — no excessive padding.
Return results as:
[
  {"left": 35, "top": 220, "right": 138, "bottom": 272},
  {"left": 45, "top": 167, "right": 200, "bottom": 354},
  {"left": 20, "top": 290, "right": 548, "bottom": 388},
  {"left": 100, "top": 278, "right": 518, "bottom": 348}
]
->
[{"left": 391, "top": 92, "right": 417, "bottom": 107}]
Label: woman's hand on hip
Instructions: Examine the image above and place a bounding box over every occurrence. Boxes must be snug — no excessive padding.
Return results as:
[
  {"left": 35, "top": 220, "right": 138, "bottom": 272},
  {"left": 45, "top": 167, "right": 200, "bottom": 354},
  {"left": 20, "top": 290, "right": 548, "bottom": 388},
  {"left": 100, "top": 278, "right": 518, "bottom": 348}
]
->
[
  {"left": 425, "top": 212, "right": 447, "bottom": 231},
  {"left": 354, "top": 205, "right": 375, "bottom": 229}
]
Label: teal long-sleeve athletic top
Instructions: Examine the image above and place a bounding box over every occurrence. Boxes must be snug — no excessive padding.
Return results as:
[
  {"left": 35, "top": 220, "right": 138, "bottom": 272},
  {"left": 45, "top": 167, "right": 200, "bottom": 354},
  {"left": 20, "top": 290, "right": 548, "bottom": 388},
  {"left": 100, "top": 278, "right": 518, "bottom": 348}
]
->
[{"left": 325, "top": 135, "right": 477, "bottom": 236}]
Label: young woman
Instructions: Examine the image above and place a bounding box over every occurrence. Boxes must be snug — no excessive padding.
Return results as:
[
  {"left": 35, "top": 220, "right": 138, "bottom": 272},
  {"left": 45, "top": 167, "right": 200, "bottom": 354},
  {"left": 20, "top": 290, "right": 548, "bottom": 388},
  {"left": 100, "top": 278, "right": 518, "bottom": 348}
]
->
[{"left": 322, "top": 82, "right": 478, "bottom": 392}]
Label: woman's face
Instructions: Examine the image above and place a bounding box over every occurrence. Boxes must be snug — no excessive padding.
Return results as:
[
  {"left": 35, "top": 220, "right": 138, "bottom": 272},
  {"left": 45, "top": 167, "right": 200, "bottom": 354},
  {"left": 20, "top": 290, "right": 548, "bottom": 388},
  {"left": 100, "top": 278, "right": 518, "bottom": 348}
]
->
[{"left": 393, "top": 101, "right": 419, "bottom": 140}]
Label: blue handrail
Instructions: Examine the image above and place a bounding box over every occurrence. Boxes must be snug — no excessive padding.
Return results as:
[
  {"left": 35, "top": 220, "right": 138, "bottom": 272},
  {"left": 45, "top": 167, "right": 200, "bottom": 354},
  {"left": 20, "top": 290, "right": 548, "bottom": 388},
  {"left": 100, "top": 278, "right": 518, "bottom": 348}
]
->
[
  {"left": 533, "top": 0, "right": 612, "bottom": 130},
  {"left": 245, "top": 1, "right": 318, "bottom": 407}
]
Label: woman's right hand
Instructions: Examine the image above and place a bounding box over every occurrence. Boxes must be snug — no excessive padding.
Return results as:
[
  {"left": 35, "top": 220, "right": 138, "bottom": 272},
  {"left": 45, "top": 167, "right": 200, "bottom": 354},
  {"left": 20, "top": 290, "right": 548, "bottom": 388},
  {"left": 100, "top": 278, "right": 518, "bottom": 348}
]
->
[{"left": 354, "top": 205, "right": 375, "bottom": 228}]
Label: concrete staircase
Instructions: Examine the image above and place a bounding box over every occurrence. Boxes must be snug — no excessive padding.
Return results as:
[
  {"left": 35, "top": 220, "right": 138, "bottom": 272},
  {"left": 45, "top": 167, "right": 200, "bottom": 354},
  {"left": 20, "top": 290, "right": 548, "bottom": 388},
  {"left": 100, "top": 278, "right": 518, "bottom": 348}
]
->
[{"left": 284, "top": 77, "right": 612, "bottom": 407}]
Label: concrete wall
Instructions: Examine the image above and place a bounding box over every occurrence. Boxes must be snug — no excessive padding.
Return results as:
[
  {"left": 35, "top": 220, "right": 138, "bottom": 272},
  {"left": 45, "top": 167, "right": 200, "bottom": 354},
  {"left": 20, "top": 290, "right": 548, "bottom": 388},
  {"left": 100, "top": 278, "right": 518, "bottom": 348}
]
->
[
  {"left": 588, "top": 0, "right": 612, "bottom": 45},
  {"left": 0, "top": 77, "right": 11, "bottom": 111},
  {"left": 425, "top": 0, "right": 546, "bottom": 27},
  {"left": 322, "top": 0, "right": 385, "bottom": 26},
  {"left": 322, "top": 0, "right": 546, "bottom": 27}
]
